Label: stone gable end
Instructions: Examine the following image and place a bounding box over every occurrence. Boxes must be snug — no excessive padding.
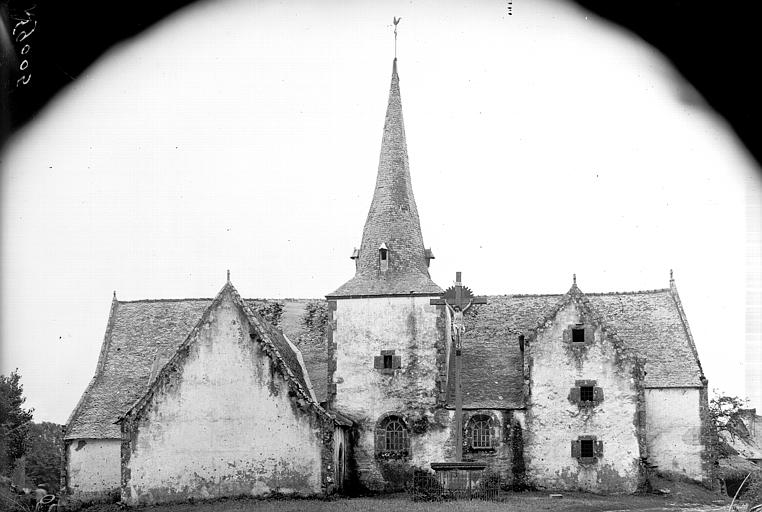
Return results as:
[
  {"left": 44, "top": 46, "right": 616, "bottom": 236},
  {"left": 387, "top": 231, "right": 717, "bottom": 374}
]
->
[
  {"left": 120, "top": 291, "right": 325, "bottom": 505},
  {"left": 524, "top": 299, "right": 645, "bottom": 493}
]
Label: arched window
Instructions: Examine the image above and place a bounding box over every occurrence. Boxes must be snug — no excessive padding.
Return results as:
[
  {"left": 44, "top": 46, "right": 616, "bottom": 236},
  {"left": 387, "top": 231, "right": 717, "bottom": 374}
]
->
[
  {"left": 465, "top": 414, "right": 495, "bottom": 450},
  {"left": 375, "top": 414, "right": 409, "bottom": 458}
]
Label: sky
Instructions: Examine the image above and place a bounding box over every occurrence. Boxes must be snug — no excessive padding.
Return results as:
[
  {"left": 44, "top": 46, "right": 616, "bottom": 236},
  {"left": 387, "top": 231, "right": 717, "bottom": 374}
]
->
[{"left": 1, "top": 0, "right": 760, "bottom": 423}]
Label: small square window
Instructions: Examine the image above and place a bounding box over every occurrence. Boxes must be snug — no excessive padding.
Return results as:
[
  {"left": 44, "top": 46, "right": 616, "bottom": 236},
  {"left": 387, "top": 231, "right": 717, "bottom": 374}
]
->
[
  {"left": 383, "top": 355, "right": 393, "bottom": 369},
  {"left": 572, "top": 327, "right": 585, "bottom": 343},
  {"left": 580, "top": 439, "right": 594, "bottom": 458},
  {"left": 580, "top": 386, "right": 594, "bottom": 401}
]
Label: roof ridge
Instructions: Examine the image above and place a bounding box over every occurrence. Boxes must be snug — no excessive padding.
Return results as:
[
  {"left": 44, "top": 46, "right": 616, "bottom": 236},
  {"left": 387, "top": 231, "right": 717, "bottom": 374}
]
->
[
  {"left": 585, "top": 288, "right": 671, "bottom": 296},
  {"left": 117, "top": 297, "right": 214, "bottom": 303},
  {"left": 116, "top": 297, "right": 326, "bottom": 303},
  {"left": 496, "top": 293, "right": 566, "bottom": 298},
  {"left": 484, "top": 288, "right": 670, "bottom": 299}
]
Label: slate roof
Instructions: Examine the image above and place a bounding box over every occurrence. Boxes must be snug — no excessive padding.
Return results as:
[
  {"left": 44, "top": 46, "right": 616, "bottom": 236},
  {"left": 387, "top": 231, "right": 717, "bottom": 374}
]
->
[
  {"left": 447, "top": 286, "right": 705, "bottom": 409},
  {"left": 65, "top": 294, "right": 327, "bottom": 440},
  {"left": 586, "top": 288, "right": 704, "bottom": 388},
  {"left": 66, "top": 281, "right": 704, "bottom": 438},
  {"left": 65, "top": 298, "right": 212, "bottom": 439},
  {"left": 329, "top": 59, "right": 441, "bottom": 298},
  {"left": 119, "top": 282, "right": 326, "bottom": 426},
  {"left": 448, "top": 294, "right": 563, "bottom": 409}
]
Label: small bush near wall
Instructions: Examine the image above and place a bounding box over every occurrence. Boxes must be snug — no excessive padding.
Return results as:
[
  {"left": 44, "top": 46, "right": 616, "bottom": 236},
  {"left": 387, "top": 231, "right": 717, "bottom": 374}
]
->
[{"left": 378, "top": 461, "right": 414, "bottom": 492}]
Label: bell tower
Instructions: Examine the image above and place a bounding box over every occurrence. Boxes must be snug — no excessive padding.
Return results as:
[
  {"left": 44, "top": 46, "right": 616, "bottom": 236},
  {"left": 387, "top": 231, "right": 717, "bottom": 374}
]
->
[{"left": 325, "top": 57, "right": 447, "bottom": 490}]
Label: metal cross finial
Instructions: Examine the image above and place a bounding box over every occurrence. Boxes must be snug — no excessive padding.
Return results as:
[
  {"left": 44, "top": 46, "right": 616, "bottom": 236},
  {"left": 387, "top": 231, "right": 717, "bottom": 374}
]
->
[
  {"left": 393, "top": 17, "right": 401, "bottom": 59},
  {"left": 573, "top": 273, "right": 577, "bottom": 285},
  {"left": 670, "top": 269, "right": 674, "bottom": 281},
  {"left": 227, "top": 269, "right": 231, "bottom": 282}
]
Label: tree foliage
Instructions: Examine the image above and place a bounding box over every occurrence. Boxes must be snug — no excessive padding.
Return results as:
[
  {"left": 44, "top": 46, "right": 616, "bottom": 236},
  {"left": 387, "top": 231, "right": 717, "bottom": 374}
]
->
[
  {"left": 709, "top": 391, "right": 748, "bottom": 440},
  {"left": 255, "top": 301, "right": 284, "bottom": 328},
  {"left": 302, "top": 301, "right": 328, "bottom": 336},
  {"left": 25, "top": 422, "right": 63, "bottom": 493},
  {"left": 0, "top": 370, "right": 34, "bottom": 476}
]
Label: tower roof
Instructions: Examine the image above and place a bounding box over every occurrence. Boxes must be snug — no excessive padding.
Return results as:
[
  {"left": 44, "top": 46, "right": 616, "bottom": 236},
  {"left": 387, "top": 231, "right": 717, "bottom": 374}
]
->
[{"left": 329, "top": 59, "right": 441, "bottom": 298}]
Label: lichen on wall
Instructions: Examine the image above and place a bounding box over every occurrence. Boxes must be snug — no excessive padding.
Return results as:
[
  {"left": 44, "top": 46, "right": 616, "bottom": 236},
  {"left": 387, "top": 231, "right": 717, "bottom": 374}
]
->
[
  {"left": 524, "top": 300, "right": 643, "bottom": 493},
  {"left": 330, "top": 296, "right": 446, "bottom": 489},
  {"left": 122, "top": 292, "right": 326, "bottom": 506}
]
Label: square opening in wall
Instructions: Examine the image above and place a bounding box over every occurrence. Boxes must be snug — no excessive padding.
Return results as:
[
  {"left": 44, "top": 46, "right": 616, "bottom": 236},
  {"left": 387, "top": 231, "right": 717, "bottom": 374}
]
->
[
  {"left": 572, "top": 327, "right": 585, "bottom": 343},
  {"left": 580, "top": 439, "right": 594, "bottom": 458},
  {"left": 383, "top": 355, "right": 393, "bottom": 369},
  {"left": 580, "top": 386, "right": 594, "bottom": 401}
]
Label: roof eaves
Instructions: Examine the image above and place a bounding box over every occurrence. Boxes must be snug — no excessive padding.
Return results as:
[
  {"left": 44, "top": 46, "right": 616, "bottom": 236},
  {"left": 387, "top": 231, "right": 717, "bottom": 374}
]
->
[
  {"left": 64, "top": 295, "right": 119, "bottom": 439},
  {"left": 669, "top": 280, "right": 707, "bottom": 383}
]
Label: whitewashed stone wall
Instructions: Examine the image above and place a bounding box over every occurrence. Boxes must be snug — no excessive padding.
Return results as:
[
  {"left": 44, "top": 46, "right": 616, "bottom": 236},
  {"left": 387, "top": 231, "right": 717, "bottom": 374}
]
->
[
  {"left": 525, "top": 301, "right": 643, "bottom": 493},
  {"left": 331, "top": 296, "right": 447, "bottom": 489},
  {"left": 645, "top": 388, "right": 704, "bottom": 480},
  {"left": 67, "top": 439, "right": 121, "bottom": 501},
  {"left": 122, "top": 293, "right": 325, "bottom": 506}
]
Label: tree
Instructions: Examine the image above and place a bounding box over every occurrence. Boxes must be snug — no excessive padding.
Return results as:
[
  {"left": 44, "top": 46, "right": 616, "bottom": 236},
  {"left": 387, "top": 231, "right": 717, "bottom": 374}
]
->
[
  {"left": 709, "top": 391, "right": 748, "bottom": 440},
  {"left": 25, "top": 422, "right": 63, "bottom": 493},
  {"left": 0, "top": 370, "right": 34, "bottom": 476}
]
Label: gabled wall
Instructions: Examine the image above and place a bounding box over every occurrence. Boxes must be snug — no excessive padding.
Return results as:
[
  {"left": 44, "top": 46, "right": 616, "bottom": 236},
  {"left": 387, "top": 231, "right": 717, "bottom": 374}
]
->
[
  {"left": 121, "top": 292, "right": 327, "bottom": 506},
  {"left": 524, "top": 300, "right": 645, "bottom": 493}
]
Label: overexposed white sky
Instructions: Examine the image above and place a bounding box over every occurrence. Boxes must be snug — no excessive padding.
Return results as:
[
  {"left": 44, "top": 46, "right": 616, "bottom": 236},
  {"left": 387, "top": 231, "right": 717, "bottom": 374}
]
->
[{"left": 2, "top": 0, "right": 760, "bottom": 423}]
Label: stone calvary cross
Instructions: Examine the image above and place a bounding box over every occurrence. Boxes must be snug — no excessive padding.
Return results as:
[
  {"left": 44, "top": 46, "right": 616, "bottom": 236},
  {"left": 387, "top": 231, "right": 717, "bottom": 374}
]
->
[{"left": 431, "top": 272, "right": 487, "bottom": 462}]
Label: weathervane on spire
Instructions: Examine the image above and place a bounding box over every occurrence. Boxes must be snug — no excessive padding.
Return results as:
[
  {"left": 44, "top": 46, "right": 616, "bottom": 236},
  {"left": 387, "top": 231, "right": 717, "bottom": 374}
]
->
[{"left": 393, "top": 17, "right": 401, "bottom": 59}]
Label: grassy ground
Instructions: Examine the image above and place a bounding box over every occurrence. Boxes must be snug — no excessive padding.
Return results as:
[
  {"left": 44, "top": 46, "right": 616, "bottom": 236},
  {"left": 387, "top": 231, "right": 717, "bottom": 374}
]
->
[{"left": 79, "top": 481, "right": 733, "bottom": 512}]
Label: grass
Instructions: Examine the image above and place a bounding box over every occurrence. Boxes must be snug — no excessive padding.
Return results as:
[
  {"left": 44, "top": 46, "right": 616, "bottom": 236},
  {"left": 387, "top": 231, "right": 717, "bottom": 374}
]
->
[{"left": 79, "top": 486, "right": 732, "bottom": 512}]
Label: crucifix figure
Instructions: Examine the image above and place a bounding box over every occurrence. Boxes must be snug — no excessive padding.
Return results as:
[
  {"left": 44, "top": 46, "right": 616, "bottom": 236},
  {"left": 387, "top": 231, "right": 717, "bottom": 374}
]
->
[{"left": 431, "top": 272, "right": 487, "bottom": 462}]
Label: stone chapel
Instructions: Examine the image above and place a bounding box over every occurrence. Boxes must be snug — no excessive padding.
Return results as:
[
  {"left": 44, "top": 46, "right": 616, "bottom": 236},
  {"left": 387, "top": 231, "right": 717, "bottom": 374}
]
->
[{"left": 63, "top": 58, "right": 714, "bottom": 506}]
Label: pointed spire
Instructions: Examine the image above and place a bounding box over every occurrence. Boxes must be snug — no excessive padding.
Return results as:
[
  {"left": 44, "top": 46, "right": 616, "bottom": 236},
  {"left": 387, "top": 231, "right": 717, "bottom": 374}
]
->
[{"left": 328, "top": 58, "right": 441, "bottom": 297}]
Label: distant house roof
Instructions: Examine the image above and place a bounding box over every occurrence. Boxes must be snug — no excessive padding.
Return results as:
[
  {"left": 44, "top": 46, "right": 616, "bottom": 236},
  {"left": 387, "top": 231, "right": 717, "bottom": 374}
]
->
[
  {"left": 447, "top": 285, "right": 705, "bottom": 410},
  {"left": 65, "top": 293, "right": 328, "bottom": 440}
]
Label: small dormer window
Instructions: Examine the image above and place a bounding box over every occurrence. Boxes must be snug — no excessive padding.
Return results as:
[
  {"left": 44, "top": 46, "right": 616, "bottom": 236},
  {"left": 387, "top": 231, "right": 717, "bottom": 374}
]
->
[
  {"left": 572, "top": 326, "right": 585, "bottom": 343},
  {"left": 379, "top": 243, "right": 389, "bottom": 272}
]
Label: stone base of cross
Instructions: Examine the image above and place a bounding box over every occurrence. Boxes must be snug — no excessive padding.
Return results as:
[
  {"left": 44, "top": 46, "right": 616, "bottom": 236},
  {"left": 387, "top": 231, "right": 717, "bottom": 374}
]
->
[{"left": 431, "top": 272, "right": 487, "bottom": 463}]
